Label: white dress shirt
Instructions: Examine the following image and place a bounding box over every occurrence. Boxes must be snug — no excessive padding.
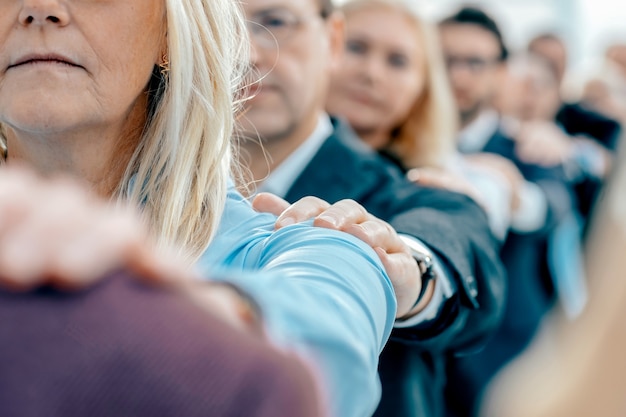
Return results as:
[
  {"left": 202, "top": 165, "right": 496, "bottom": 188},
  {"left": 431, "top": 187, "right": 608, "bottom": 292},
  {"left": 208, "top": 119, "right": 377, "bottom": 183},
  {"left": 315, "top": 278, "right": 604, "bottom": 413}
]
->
[
  {"left": 258, "top": 114, "right": 333, "bottom": 198},
  {"left": 458, "top": 110, "right": 548, "bottom": 234}
]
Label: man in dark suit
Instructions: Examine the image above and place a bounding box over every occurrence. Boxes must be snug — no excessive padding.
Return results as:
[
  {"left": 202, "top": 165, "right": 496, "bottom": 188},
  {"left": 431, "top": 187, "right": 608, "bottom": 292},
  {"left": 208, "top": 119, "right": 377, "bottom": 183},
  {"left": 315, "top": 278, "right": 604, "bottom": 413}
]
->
[
  {"left": 439, "top": 7, "right": 576, "bottom": 416},
  {"left": 0, "top": 270, "right": 323, "bottom": 417},
  {"left": 238, "top": 0, "right": 506, "bottom": 416},
  {"left": 528, "top": 33, "right": 622, "bottom": 219}
]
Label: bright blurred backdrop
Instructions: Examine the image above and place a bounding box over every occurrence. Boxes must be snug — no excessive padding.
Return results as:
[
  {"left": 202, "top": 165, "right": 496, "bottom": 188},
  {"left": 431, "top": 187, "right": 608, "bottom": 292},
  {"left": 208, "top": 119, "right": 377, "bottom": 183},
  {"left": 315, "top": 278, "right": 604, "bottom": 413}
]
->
[{"left": 335, "top": 0, "right": 626, "bottom": 94}]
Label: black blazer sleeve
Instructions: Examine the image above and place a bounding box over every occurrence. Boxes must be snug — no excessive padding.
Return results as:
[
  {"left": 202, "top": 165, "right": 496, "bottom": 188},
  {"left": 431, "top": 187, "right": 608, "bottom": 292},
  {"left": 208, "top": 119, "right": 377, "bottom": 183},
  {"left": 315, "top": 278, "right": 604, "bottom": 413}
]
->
[{"left": 557, "top": 102, "right": 622, "bottom": 150}]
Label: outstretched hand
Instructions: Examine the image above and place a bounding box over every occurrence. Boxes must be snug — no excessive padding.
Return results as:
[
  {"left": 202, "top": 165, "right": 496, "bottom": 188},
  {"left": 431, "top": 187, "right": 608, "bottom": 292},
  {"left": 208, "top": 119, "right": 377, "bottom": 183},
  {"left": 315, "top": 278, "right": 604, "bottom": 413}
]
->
[
  {"left": 514, "top": 121, "right": 574, "bottom": 167},
  {"left": 253, "top": 192, "right": 421, "bottom": 318}
]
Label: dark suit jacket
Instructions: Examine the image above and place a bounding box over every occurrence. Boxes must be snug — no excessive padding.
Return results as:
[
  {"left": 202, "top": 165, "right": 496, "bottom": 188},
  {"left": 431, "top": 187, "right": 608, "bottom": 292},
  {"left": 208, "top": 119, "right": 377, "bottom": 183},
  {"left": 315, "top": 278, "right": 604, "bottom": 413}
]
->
[
  {"left": 284, "top": 119, "right": 506, "bottom": 417},
  {"left": 556, "top": 102, "right": 621, "bottom": 150},
  {"left": 557, "top": 102, "right": 622, "bottom": 219},
  {"left": 446, "top": 128, "right": 574, "bottom": 417},
  {"left": 0, "top": 272, "right": 323, "bottom": 417}
]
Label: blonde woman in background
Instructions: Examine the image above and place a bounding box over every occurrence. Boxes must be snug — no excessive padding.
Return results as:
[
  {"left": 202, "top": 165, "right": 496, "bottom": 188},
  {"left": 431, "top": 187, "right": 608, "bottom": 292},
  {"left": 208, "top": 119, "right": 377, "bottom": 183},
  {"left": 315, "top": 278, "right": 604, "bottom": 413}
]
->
[{"left": 327, "top": 0, "right": 521, "bottom": 242}]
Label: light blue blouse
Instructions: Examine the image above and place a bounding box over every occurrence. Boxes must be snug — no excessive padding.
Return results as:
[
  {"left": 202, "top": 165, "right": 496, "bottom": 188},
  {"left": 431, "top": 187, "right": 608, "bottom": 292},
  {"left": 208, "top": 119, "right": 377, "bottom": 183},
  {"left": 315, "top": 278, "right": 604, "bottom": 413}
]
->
[{"left": 197, "top": 186, "right": 397, "bottom": 417}]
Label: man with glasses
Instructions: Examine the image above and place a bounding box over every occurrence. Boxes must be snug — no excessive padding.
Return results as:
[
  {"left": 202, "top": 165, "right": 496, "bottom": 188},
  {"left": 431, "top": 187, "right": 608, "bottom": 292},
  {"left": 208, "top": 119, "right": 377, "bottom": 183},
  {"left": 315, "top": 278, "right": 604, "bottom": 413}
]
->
[
  {"left": 439, "top": 6, "right": 568, "bottom": 238},
  {"left": 439, "top": 7, "right": 508, "bottom": 129},
  {"left": 238, "top": 1, "right": 506, "bottom": 416}
]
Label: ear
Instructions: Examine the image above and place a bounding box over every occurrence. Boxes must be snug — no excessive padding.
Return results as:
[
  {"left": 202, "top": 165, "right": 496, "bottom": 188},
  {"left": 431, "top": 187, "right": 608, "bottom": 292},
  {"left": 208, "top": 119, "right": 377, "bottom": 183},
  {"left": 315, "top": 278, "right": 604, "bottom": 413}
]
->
[{"left": 325, "top": 12, "right": 346, "bottom": 71}]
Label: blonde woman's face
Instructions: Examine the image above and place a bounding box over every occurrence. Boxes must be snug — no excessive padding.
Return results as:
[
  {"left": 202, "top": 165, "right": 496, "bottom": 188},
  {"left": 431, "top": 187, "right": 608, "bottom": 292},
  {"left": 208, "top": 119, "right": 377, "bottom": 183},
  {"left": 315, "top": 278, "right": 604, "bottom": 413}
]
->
[
  {"left": 0, "top": 0, "right": 165, "bottom": 137},
  {"left": 326, "top": 7, "right": 425, "bottom": 149}
]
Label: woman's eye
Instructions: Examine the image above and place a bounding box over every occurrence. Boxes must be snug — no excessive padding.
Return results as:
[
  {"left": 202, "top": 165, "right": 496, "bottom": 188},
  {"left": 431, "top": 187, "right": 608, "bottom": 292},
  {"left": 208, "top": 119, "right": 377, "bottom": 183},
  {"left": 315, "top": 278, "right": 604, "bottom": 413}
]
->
[
  {"left": 346, "top": 40, "right": 367, "bottom": 55},
  {"left": 261, "top": 16, "right": 289, "bottom": 28},
  {"left": 388, "top": 53, "right": 409, "bottom": 68}
]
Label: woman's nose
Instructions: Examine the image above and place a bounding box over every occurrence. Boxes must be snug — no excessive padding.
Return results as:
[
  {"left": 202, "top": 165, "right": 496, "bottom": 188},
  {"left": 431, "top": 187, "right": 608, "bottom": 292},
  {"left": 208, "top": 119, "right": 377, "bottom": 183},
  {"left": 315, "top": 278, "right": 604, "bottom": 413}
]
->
[
  {"left": 362, "top": 56, "right": 386, "bottom": 84},
  {"left": 18, "top": 0, "right": 70, "bottom": 27}
]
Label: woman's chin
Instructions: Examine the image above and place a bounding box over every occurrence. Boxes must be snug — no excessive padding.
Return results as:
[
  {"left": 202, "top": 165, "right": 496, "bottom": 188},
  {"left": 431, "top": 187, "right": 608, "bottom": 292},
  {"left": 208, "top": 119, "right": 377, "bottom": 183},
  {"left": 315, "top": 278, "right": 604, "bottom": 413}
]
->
[
  {"left": 2, "top": 111, "right": 80, "bottom": 136},
  {"left": 0, "top": 99, "right": 93, "bottom": 135}
]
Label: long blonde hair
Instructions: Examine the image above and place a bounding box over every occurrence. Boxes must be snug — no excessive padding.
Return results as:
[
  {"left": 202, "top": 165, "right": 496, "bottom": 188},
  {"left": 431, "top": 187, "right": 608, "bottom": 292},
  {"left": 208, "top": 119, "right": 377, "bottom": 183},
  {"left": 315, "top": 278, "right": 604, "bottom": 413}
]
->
[
  {"left": 124, "top": 0, "right": 249, "bottom": 262},
  {"left": 341, "top": 0, "right": 458, "bottom": 168},
  {"left": 0, "top": 0, "right": 249, "bottom": 262}
]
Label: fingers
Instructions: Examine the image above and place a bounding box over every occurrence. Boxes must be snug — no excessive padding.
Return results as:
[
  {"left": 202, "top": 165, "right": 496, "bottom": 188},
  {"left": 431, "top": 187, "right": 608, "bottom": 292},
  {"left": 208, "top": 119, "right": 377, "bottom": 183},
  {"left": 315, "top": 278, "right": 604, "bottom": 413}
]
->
[
  {"left": 308, "top": 199, "right": 421, "bottom": 317},
  {"left": 252, "top": 192, "right": 291, "bottom": 217},
  {"left": 45, "top": 204, "right": 147, "bottom": 290},
  {"left": 303, "top": 199, "right": 407, "bottom": 254},
  {"left": 374, "top": 247, "right": 421, "bottom": 318},
  {"left": 409, "top": 167, "right": 485, "bottom": 207},
  {"left": 311, "top": 199, "right": 369, "bottom": 230},
  {"left": 275, "top": 196, "right": 331, "bottom": 229},
  {"left": 408, "top": 167, "right": 452, "bottom": 189},
  {"left": 515, "top": 123, "right": 573, "bottom": 167},
  {"left": 516, "top": 141, "right": 562, "bottom": 166},
  {"left": 127, "top": 243, "right": 203, "bottom": 289},
  {"left": 345, "top": 219, "right": 407, "bottom": 255},
  {"left": 0, "top": 167, "right": 162, "bottom": 292},
  {"left": 0, "top": 173, "right": 95, "bottom": 289}
]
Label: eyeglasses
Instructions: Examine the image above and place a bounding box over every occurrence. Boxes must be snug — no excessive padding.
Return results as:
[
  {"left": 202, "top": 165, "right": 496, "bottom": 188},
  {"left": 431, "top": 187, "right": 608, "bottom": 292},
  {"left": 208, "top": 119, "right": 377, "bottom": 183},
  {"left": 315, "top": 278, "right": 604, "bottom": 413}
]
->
[
  {"left": 445, "top": 55, "right": 501, "bottom": 74},
  {"left": 247, "top": 8, "right": 324, "bottom": 49}
]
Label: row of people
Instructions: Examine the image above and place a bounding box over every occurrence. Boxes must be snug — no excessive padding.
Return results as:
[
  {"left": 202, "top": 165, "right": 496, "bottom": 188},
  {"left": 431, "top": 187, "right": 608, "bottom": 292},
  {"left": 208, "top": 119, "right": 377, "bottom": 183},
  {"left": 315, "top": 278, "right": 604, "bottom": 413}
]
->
[
  {"left": 1, "top": 0, "right": 620, "bottom": 417},
  {"left": 0, "top": 1, "right": 505, "bottom": 417}
]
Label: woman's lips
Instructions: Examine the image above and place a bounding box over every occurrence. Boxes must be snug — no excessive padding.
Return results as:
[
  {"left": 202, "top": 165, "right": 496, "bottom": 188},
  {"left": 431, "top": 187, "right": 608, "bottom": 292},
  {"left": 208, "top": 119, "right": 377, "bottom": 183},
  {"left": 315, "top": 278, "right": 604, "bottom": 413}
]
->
[
  {"left": 8, "top": 53, "right": 83, "bottom": 70},
  {"left": 344, "top": 89, "right": 382, "bottom": 108}
]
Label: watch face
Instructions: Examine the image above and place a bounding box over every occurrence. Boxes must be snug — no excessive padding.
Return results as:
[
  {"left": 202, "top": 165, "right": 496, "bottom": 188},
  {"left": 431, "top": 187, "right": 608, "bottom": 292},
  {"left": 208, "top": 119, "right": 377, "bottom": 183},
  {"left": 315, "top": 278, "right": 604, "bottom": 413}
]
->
[{"left": 398, "top": 234, "right": 436, "bottom": 278}]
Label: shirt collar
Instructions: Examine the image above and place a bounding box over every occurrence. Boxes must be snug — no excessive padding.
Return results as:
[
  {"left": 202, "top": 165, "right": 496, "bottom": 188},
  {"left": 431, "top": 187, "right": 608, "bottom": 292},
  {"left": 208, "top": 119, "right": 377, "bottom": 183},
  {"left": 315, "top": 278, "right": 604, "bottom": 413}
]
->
[
  {"left": 458, "top": 110, "right": 500, "bottom": 153},
  {"left": 258, "top": 113, "right": 333, "bottom": 198}
]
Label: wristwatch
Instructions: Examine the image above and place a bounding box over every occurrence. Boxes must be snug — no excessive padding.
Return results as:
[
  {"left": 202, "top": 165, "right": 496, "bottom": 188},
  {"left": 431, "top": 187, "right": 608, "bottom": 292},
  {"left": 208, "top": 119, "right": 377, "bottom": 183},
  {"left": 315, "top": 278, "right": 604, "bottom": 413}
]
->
[{"left": 398, "top": 234, "right": 437, "bottom": 308}]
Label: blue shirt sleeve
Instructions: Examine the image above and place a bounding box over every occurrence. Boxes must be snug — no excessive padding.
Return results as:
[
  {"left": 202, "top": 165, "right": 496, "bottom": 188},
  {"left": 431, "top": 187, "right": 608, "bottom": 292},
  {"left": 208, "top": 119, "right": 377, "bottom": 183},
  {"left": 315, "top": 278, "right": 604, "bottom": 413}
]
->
[{"left": 196, "top": 186, "right": 397, "bottom": 417}]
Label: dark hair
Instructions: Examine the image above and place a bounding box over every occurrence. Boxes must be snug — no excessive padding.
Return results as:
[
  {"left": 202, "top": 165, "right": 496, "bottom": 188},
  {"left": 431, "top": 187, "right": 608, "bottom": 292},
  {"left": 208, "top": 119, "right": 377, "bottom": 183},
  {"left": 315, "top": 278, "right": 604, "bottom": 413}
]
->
[
  {"left": 319, "top": 0, "right": 335, "bottom": 18},
  {"left": 440, "top": 6, "right": 508, "bottom": 61}
]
